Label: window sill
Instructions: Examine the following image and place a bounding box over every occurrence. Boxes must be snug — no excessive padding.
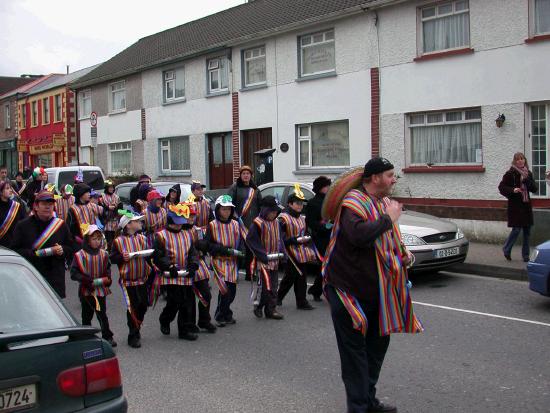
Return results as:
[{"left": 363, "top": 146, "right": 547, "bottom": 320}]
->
[
  {"left": 402, "top": 165, "right": 485, "bottom": 173},
  {"left": 158, "top": 171, "right": 192, "bottom": 177},
  {"left": 293, "top": 167, "right": 348, "bottom": 175},
  {"left": 108, "top": 109, "right": 127, "bottom": 116},
  {"left": 240, "top": 84, "right": 268, "bottom": 92},
  {"left": 53, "top": 120, "right": 62, "bottom": 124},
  {"left": 295, "top": 71, "right": 337, "bottom": 83},
  {"left": 525, "top": 34, "right": 550, "bottom": 44},
  {"left": 79, "top": 116, "right": 91, "bottom": 121},
  {"left": 414, "top": 48, "right": 474, "bottom": 62},
  {"left": 162, "top": 98, "right": 187, "bottom": 106},
  {"left": 206, "top": 90, "right": 230, "bottom": 98}
]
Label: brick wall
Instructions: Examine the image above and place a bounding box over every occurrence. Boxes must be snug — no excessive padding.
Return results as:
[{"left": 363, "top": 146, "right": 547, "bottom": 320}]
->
[
  {"left": 370, "top": 67, "right": 380, "bottom": 158},
  {"left": 231, "top": 92, "right": 240, "bottom": 180}
]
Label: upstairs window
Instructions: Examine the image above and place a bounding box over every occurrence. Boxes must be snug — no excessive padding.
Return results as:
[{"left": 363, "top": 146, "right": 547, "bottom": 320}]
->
[
  {"left": 20, "top": 105, "right": 27, "bottom": 129},
  {"left": 78, "top": 89, "right": 91, "bottom": 119},
  {"left": 207, "top": 57, "right": 229, "bottom": 94},
  {"left": 243, "top": 46, "right": 266, "bottom": 87},
  {"left": 299, "top": 29, "right": 335, "bottom": 77},
  {"left": 4, "top": 105, "right": 10, "bottom": 130},
  {"left": 109, "top": 81, "right": 126, "bottom": 112},
  {"left": 54, "top": 94, "right": 62, "bottom": 122},
  {"left": 42, "top": 97, "right": 50, "bottom": 125},
  {"left": 164, "top": 68, "right": 185, "bottom": 102},
  {"left": 31, "top": 101, "right": 38, "bottom": 127},
  {"left": 420, "top": 1, "right": 470, "bottom": 54},
  {"left": 534, "top": 0, "right": 550, "bottom": 35}
]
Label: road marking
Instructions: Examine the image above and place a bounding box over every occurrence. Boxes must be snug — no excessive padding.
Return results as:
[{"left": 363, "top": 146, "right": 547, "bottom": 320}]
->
[{"left": 413, "top": 301, "right": 550, "bottom": 327}]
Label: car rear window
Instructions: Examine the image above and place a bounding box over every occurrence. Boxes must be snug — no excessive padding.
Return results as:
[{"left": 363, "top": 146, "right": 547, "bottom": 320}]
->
[
  {"left": 155, "top": 184, "right": 192, "bottom": 201},
  {"left": 57, "top": 170, "right": 104, "bottom": 190},
  {"left": 0, "top": 263, "right": 74, "bottom": 333},
  {"left": 116, "top": 185, "right": 132, "bottom": 205}
]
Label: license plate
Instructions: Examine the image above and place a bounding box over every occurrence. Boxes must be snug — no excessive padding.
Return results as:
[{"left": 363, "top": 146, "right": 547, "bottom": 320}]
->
[
  {"left": 434, "top": 247, "right": 460, "bottom": 259},
  {"left": 0, "top": 384, "right": 36, "bottom": 413}
]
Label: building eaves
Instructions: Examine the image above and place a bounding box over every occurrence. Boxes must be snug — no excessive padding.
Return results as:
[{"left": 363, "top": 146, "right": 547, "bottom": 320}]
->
[
  {"left": 25, "top": 64, "right": 101, "bottom": 97},
  {"left": 0, "top": 74, "right": 57, "bottom": 101}
]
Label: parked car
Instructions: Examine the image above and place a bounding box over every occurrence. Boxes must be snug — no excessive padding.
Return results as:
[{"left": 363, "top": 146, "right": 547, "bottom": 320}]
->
[
  {"left": 115, "top": 181, "right": 193, "bottom": 210},
  {"left": 258, "top": 181, "right": 469, "bottom": 273},
  {"left": 527, "top": 241, "right": 550, "bottom": 297},
  {"left": 0, "top": 247, "right": 127, "bottom": 412},
  {"left": 46, "top": 166, "right": 105, "bottom": 192}
]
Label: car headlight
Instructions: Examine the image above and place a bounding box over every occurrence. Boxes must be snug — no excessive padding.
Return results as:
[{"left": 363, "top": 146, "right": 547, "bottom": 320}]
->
[
  {"left": 529, "top": 249, "right": 539, "bottom": 263},
  {"left": 401, "top": 233, "right": 426, "bottom": 246},
  {"left": 456, "top": 228, "right": 464, "bottom": 239}
]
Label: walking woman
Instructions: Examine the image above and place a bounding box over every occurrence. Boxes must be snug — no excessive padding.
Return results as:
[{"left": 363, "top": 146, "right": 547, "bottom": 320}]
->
[{"left": 498, "top": 152, "right": 538, "bottom": 262}]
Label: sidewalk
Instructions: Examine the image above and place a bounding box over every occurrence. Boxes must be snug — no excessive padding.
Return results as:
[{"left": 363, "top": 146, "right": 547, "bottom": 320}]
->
[{"left": 449, "top": 242, "right": 529, "bottom": 281}]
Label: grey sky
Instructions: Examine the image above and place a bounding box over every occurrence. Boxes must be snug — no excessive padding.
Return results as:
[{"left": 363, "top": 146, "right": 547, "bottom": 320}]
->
[{"left": 0, "top": 0, "right": 245, "bottom": 77}]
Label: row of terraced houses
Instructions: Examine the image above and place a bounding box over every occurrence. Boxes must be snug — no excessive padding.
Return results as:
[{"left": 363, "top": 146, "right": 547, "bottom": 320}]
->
[{"left": 2, "top": 0, "right": 550, "bottom": 242}]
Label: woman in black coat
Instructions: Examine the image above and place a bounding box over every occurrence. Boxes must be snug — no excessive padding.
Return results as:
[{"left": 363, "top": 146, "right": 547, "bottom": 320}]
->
[{"left": 498, "top": 152, "right": 538, "bottom": 262}]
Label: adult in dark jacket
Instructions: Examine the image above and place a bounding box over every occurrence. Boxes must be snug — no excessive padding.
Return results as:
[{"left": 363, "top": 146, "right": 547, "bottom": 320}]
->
[
  {"left": 227, "top": 165, "right": 262, "bottom": 280},
  {"left": 498, "top": 152, "right": 538, "bottom": 262},
  {"left": 304, "top": 176, "right": 332, "bottom": 301},
  {"left": 0, "top": 180, "right": 27, "bottom": 248},
  {"left": 11, "top": 191, "right": 74, "bottom": 298},
  {"left": 130, "top": 174, "right": 151, "bottom": 211},
  {"left": 20, "top": 167, "right": 47, "bottom": 205}
]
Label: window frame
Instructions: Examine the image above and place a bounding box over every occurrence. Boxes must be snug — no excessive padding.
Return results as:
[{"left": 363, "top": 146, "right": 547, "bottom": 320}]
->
[
  {"left": 417, "top": 0, "right": 471, "bottom": 56},
  {"left": 207, "top": 56, "right": 229, "bottom": 95},
  {"left": 20, "top": 104, "right": 26, "bottom": 129},
  {"left": 42, "top": 97, "right": 50, "bottom": 125},
  {"left": 159, "top": 136, "right": 191, "bottom": 174},
  {"left": 530, "top": 0, "right": 550, "bottom": 37},
  {"left": 4, "top": 104, "right": 10, "bottom": 130},
  {"left": 406, "top": 107, "right": 483, "bottom": 167},
  {"left": 78, "top": 89, "right": 92, "bottom": 119},
  {"left": 109, "top": 80, "right": 126, "bottom": 113},
  {"left": 163, "top": 67, "right": 186, "bottom": 103},
  {"left": 298, "top": 28, "right": 336, "bottom": 78},
  {"left": 108, "top": 141, "right": 132, "bottom": 175},
  {"left": 242, "top": 45, "right": 267, "bottom": 88},
  {"left": 527, "top": 103, "right": 550, "bottom": 198},
  {"left": 31, "top": 101, "right": 38, "bottom": 127},
  {"left": 54, "top": 94, "right": 62, "bottom": 123}
]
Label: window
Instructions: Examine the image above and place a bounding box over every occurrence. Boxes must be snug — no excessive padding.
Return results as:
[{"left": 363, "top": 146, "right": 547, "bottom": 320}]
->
[
  {"left": 54, "top": 94, "right": 62, "bottom": 122},
  {"left": 534, "top": 0, "right": 550, "bottom": 35},
  {"left": 164, "top": 68, "right": 185, "bottom": 102},
  {"left": 109, "top": 81, "right": 126, "bottom": 112},
  {"left": 31, "top": 101, "right": 38, "bottom": 127},
  {"left": 530, "top": 105, "right": 548, "bottom": 197},
  {"left": 42, "top": 97, "right": 50, "bottom": 125},
  {"left": 207, "top": 57, "right": 229, "bottom": 94},
  {"left": 4, "top": 105, "right": 9, "bottom": 129},
  {"left": 243, "top": 46, "right": 266, "bottom": 87},
  {"left": 260, "top": 185, "right": 286, "bottom": 204},
  {"left": 20, "top": 104, "right": 26, "bottom": 128},
  {"left": 108, "top": 142, "right": 132, "bottom": 174},
  {"left": 297, "top": 120, "right": 349, "bottom": 168},
  {"left": 160, "top": 137, "right": 190, "bottom": 172},
  {"left": 299, "top": 29, "right": 335, "bottom": 77},
  {"left": 408, "top": 108, "right": 482, "bottom": 165},
  {"left": 420, "top": 1, "right": 470, "bottom": 54},
  {"left": 78, "top": 89, "right": 91, "bottom": 119}
]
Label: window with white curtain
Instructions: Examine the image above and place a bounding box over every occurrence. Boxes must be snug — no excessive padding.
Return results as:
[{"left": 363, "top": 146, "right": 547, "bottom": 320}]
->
[
  {"left": 42, "top": 97, "right": 50, "bottom": 125},
  {"left": 164, "top": 68, "right": 185, "bottom": 102},
  {"left": 160, "top": 137, "right": 190, "bottom": 172},
  {"left": 31, "top": 101, "right": 38, "bottom": 127},
  {"left": 108, "top": 142, "right": 132, "bottom": 174},
  {"left": 207, "top": 57, "right": 228, "bottom": 94},
  {"left": 420, "top": 1, "right": 470, "bottom": 54},
  {"left": 4, "top": 104, "right": 10, "bottom": 129},
  {"left": 299, "top": 29, "right": 335, "bottom": 77},
  {"left": 54, "top": 94, "right": 62, "bottom": 122},
  {"left": 534, "top": 0, "right": 550, "bottom": 35},
  {"left": 109, "top": 81, "right": 126, "bottom": 112},
  {"left": 78, "top": 90, "right": 91, "bottom": 119},
  {"left": 297, "top": 120, "right": 349, "bottom": 168},
  {"left": 243, "top": 46, "right": 266, "bottom": 87},
  {"left": 20, "top": 105, "right": 26, "bottom": 128},
  {"left": 408, "top": 108, "right": 482, "bottom": 165}
]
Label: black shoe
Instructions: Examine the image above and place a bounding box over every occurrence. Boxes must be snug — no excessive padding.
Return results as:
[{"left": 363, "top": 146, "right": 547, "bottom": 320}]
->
[
  {"left": 245, "top": 274, "right": 252, "bottom": 281},
  {"left": 178, "top": 332, "right": 198, "bottom": 341},
  {"left": 504, "top": 252, "right": 511, "bottom": 261},
  {"left": 313, "top": 296, "right": 323, "bottom": 302},
  {"left": 215, "top": 319, "right": 226, "bottom": 327},
  {"left": 128, "top": 336, "right": 141, "bottom": 348},
  {"left": 276, "top": 299, "right": 282, "bottom": 306},
  {"left": 368, "top": 400, "right": 397, "bottom": 413},
  {"left": 225, "top": 318, "right": 236, "bottom": 325},
  {"left": 106, "top": 338, "right": 117, "bottom": 348},
  {"left": 160, "top": 324, "right": 170, "bottom": 335},
  {"left": 297, "top": 303, "right": 315, "bottom": 310},
  {"left": 265, "top": 311, "right": 284, "bottom": 320},
  {"left": 198, "top": 322, "right": 217, "bottom": 333},
  {"left": 189, "top": 325, "right": 200, "bottom": 334},
  {"left": 253, "top": 305, "right": 263, "bottom": 318},
  {"left": 523, "top": 256, "right": 529, "bottom": 262}
]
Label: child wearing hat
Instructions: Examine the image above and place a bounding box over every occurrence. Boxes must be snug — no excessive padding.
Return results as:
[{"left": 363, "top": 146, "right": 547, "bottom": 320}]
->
[
  {"left": 67, "top": 183, "right": 105, "bottom": 249},
  {"left": 246, "top": 195, "right": 285, "bottom": 320},
  {"left": 110, "top": 210, "right": 152, "bottom": 348},
  {"left": 277, "top": 184, "right": 317, "bottom": 310},
  {"left": 55, "top": 184, "right": 75, "bottom": 221},
  {"left": 101, "top": 180, "right": 122, "bottom": 251},
  {"left": 143, "top": 189, "right": 167, "bottom": 248},
  {"left": 207, "top": 195, "right": 244, "bottom": 327},
  {"left": 70, "top": 224, "right": 116, "bottom": 347},
  {"left": 190, "top": 181, "right": 213, "bottom": 230},
  {"left": 153, "top": 202, "right": 200, "bottom": 341}
]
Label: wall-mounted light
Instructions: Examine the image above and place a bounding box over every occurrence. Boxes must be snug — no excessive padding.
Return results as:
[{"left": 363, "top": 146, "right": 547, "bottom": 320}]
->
[{"left": 495, "top": 113, "right": 506, "bottom": 128}]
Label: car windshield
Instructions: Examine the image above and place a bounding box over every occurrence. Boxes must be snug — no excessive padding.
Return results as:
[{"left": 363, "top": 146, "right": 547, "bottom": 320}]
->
[
  {"left": 56, "top": 171, "right": 104, "bottom": 190},
  {"left": 0, "top": 263, "right": 73, "bottom": 334}
]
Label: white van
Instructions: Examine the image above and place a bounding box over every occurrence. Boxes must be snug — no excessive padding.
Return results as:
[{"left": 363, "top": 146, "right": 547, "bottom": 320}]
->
[{"left": 45, "top": 166, "right": 106, "bottom": 192}]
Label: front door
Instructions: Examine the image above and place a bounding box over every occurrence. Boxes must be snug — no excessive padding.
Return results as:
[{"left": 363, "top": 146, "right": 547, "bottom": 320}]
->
[
  {"left": 241, "top": 128, "right": 272, "bottom": 178},
  {"left": 208, "top": 132, "right": 233, "bottom": 190}
]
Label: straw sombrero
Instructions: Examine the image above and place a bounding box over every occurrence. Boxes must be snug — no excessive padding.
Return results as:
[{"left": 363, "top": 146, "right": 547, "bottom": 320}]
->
[{"left": 321, "top": 166, "right": 364, "bottom": 221}]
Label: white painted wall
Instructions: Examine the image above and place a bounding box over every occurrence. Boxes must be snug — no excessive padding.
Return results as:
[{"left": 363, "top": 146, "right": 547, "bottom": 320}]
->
[{"left": 95, "top": 110, "right": 142, "bottom": 144}]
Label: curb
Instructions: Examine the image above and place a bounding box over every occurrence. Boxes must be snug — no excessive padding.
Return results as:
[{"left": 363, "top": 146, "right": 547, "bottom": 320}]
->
[{"left": 448, "top": 263, "right": 528, "bottom": 282}]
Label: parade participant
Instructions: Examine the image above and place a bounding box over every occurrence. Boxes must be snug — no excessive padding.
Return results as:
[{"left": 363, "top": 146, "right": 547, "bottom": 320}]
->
[
  {"left": 191, "top": 181, "right": 213, "bottom": 229},
  {"left": 277, "top": 184, "right": 317, "bottom": 310},
  {"left": 207, "top": 195, "right": 243, "bottom": 327},
  {"left": 143, "top": 189, "right": 167, "bottom": 248},
  {"left": 70, "top": 224, "right": 116, "bottom": 347},
  {"left": 130, "top": 174, "right": 151, "bottom": 211},
  {"left": 164, "top": 184, "right": 181, "bottom": 208},
  {"left": 228, "top": 165, "right": 262, "bottom": 281},
  {"left": 110, "top": 210, "right": 151, "bottom": 348},
  {"left": 0, "top": 180, "right": 26, "bottom": 248},
  {"left": 304, "top": 176, "right": 332, "bottom": 301},
  {"left": 66, "top": 183, "right": 104, "bottom": 248},
  {"left": 20, "top": 166, "right": 47, "bottom": 205},
  {"left": 100, "top": 180, "right": 122, "bottom": 251},
  {"left": 0, "top": 165, "right": 8, "bottom": 182},
  {"left": 246, "top": 195, "right": 285, "bottom": 320},
  {"left": 11, "top": 190, "right": 73, "bottom": 297},
  {"left": 134, "top": 183, "right": 152, "bottom": 214},
  {"left": 153, "top": 203, "right": 200, "bottom": 341},
  {"left": 55, "top": 184, "right": 75, "bottom": 221},
  {"left": 322, "top": 158, "right": 423, "bottom": 413},
  {"left": 14, "top": 171, "right": 25, "bottom": 193}
]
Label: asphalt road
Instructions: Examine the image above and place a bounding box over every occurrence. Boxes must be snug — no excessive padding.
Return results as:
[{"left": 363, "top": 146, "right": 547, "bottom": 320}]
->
[{"left": 62, "top": 270, "right": 550, "bottom": 413}]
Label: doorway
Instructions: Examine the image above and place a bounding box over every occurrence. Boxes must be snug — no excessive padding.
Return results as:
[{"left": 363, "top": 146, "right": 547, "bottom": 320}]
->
[
  {"left": 208, "top": 132, "right": 233, "bottom": 189},
  {"left": 241, "top": 128, "right": 272, "bottom": 178}
]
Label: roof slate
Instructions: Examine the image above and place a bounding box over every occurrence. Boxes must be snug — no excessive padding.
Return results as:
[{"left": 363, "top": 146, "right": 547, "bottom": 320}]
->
[
  {"left": 73, "top": 0, "right": 377, "bottom": 87},
  {"left": 0, "top": 76, "right": 40, "bottom": 95},
  {"left": 24, "top": 64, "right": 100, "bottom": 96}
]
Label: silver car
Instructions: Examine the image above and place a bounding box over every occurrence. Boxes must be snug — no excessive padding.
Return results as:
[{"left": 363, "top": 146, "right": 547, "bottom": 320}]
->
[{"left": 258, "top": 181, "right": 469, "bottom": 273}]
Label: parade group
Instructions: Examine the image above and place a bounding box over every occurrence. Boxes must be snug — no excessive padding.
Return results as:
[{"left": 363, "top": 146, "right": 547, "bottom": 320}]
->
[{"left": 0, "top": 164, "right": 333, "bottom": 349}]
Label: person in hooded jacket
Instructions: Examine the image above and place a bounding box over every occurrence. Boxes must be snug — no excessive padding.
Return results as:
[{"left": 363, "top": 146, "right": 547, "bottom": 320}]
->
[
  {"left": 165, "top": 183, "right": 181, "bottom": 208},
  {"left": 66, "top": 183, "right": 105, "bottom": 249},
  {"left": 0, "top": 180, "right": 26, "bottom": 248},
  {"left": 130, "top": 174, "right": 151, "bottom": 211},
  {"left": 100, "top": 180, "right": 122, "bottom": 251},
  {"left": 134, "top": 183, "right": 152, "bottom": 214}
]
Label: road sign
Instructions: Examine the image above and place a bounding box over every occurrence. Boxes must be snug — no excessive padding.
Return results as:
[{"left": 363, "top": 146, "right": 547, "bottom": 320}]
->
[{"left": 90, "top": 111, "right": 97, "bottom": 127}]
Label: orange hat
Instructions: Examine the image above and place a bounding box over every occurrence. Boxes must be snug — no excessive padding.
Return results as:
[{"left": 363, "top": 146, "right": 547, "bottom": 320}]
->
[{"left": 239, "top": 165, "right": 253, "bottom": 175}]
